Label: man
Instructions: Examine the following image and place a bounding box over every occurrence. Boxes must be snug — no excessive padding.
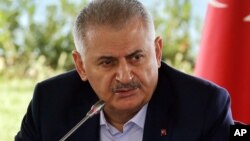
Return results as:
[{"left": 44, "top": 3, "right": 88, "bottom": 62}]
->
[{"left": 16, "top": 0, "right": 234, "bottom": 141}]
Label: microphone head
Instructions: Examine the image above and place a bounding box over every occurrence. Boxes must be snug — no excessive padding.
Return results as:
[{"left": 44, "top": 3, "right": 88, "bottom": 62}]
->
[{"left": 86, "top": 100, "right": 105, "bottom": 117}]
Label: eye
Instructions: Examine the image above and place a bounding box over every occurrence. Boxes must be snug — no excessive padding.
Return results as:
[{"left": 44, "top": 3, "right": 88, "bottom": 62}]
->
[
  {"left": 100, "top": 60, "right": 111, "bottom": 65},
  {"left": 99, "top": 59, "right": 115, "bottom": 67},
  {"left": 131, "top": 54, "right": 144, "bottom": 62}
]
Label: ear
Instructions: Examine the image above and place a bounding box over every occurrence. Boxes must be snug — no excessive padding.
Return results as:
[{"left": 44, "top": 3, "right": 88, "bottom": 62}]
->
[
  {"left": 154, "top": 36, "right": 163, "bottom": 68},
  {"left": 72, "top": 50, "right": 88, "bottom": 81}
]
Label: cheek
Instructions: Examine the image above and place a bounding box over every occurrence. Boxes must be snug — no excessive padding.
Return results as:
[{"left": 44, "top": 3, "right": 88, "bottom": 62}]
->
[
  {"left": 145, "top": 60, "right": 159, "bottom": 88},
  {"left": 136, "top": 63, "right": 158, "bottom": 88},
  {"left": 86, "top": 70, "right": 113, "bottom": 98}
]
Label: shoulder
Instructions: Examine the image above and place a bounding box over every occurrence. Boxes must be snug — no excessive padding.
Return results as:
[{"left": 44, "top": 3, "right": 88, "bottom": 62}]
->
[
  {"left": 149, "top": 62, "right": 233, "bottom": 139},
  {"left": 36, "top": 70, "right": 94, "bottom": 94},
  {"left": 38, "top": 69, "right": 82, "bottom": 87},
  {"left": 157, "top": 62, "right": 231, "bottom": 121},
  {"left": 21, "top": 70, "right": 99, "bottom": 140},
  {"left": 159, "top": 62, "right": 229, "bottom": 99},
  {"left": 32, "top": 70, "right": 98, "bottom": 110}
]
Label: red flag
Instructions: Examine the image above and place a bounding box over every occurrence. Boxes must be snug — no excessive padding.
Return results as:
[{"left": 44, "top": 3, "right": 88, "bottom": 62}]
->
[{"left": 195, "top": 0, "right": 250, "bottom": 124}]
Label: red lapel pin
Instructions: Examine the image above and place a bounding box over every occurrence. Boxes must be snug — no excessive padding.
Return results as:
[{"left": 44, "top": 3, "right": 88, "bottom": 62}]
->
[{"left": 161, "top": 128, "right": 167, "bottom": 136}]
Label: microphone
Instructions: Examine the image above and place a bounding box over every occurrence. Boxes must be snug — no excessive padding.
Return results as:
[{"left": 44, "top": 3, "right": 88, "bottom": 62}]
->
[{"left": 59, "top": 100, "right": 105, "bottom": 141}]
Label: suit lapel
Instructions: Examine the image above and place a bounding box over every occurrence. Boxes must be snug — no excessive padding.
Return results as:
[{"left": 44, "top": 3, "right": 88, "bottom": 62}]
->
[
  {"left": 67, "top": 105, "right": 100, "bottom": 141},
  {"left": 66, "top": 83, "right": 100, "bottom": 141},
  {"left": 143, "top": 66, "right": 176, "bottom": 141},
  {"left": 143, "top": 95, "right": 173, "bottom": 141}
]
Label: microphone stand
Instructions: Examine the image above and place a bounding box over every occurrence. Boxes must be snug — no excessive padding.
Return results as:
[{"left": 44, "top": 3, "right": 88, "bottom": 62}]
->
[{"left": 59, "top": 100, "right": 105, "bottom": 141}]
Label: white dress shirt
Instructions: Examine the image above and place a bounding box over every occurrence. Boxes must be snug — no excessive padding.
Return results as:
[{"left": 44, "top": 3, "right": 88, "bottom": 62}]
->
[{"left": 100, "top": 104, "right": 148, "bottom": 141}]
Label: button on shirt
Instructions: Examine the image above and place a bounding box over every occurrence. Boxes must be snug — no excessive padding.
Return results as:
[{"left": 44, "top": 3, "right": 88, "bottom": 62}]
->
[{"left": 100, "top": 104, "right": 148, "bottom": 141}]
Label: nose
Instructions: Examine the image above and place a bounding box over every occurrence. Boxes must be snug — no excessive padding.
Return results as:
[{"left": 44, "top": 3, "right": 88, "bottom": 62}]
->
[{"left": 115, "top": 59, "right": 133, "bottom": 83}]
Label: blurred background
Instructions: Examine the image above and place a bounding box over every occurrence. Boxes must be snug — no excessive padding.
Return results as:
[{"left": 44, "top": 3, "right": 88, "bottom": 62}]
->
[{"left": 1, "top": 0, "right": 237, "bottom": 140}]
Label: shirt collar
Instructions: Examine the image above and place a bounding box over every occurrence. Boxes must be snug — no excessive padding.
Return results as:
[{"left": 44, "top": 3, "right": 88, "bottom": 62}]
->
[{"left": 100, "top": 103, "right": 148, "bottom": 130}]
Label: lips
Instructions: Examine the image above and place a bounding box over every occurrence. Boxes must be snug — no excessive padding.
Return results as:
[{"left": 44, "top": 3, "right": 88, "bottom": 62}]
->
[{"left": 114, "top": 88, "right": 138, "bottom": 97}]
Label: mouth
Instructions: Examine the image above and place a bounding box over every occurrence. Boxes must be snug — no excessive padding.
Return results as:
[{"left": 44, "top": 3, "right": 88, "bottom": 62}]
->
[{"left": 114, "top": 88, "right": 138, "bottom": 97}]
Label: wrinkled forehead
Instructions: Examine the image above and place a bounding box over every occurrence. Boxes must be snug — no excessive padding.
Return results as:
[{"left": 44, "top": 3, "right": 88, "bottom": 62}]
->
[
  {"left": 82, "top": 20, "right": 154, "bottom": 58},
  {"left": 85, "top": 18, "right": 154, "bottom": 46}
]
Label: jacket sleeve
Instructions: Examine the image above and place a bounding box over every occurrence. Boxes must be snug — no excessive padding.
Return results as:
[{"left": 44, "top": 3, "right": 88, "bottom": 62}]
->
[
  {"left": 15, "top": 83, "right": 41, "bottom": 141},
  {"left": 202, "top": 86, "right": 234, "bottom": 141}
]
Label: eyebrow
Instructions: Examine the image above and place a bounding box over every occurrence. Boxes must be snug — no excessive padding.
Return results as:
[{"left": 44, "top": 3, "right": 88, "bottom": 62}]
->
[
  {"left": 96, "top": 49, "right": 143, "bottom": 62},
  {"left": 125, "top": 49, "right": 143, "bottom": 58},
  {"left": 96, "top": 56, "right": 115, "bottom": 62}
]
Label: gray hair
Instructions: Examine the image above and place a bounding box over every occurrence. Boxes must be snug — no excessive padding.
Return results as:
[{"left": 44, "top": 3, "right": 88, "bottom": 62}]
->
[{"left": 73, "top": 0, "right": 155, "bottom": 56}]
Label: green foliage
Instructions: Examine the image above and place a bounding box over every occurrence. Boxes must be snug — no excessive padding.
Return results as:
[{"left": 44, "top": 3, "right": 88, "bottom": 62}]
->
[
  {"left": 0, "top": 0, "right": 88, "bottom": 78},
  {"left": 0, "top": 77, "right": 34, "bottom": 141},
  {"left": 0, "top": 0, "right": 200, "bottom": 78},
  {"left": 149, "top": 0, "right": 199, "bottom": 73}
]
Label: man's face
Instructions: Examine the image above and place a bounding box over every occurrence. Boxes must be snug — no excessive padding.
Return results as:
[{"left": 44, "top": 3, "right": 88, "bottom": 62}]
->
[{"left": 73, "top": 20, "right": 162, "bottom": 114}]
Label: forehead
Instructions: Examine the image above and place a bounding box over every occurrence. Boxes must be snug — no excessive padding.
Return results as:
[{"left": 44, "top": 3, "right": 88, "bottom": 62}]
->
[{"left": 84, "top": 20, "right": 153, "bottom": 57}]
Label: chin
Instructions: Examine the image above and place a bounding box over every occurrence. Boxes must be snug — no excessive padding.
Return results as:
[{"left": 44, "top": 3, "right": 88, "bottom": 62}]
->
[{"left": 114, "top": 100, "right": 144, "bottom": 112}]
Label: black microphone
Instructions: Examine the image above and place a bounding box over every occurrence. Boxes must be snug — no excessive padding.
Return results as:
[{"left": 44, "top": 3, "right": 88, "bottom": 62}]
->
[{"left": 59, "top": 100, "right": 105, "bottom": 141}]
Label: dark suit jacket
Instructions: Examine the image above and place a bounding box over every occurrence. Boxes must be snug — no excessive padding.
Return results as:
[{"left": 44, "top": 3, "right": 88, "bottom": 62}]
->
[{"left": 15, "top": 62, "right": 234, "bottom": 141}]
